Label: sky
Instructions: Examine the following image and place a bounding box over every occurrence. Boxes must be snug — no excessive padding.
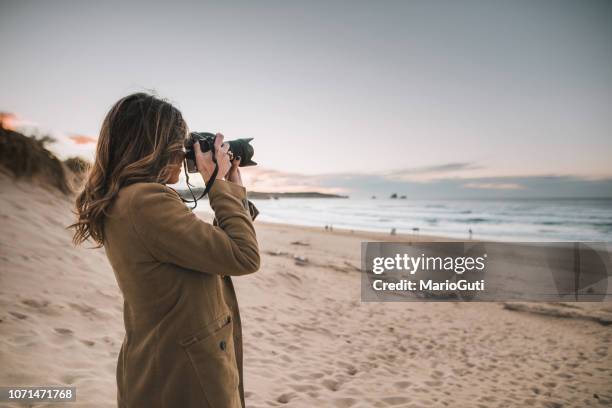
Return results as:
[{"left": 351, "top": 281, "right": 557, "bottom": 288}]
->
[{"left": 1, "top": 0, "right": 611, "bottom": 198}]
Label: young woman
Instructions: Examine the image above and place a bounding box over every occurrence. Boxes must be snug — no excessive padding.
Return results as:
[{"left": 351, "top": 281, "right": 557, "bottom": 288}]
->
[{"left": 70, "top": 92, "right": 260, "bottom": 407}]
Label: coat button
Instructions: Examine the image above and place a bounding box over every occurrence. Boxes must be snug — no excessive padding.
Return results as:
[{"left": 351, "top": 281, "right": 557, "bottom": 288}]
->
[{"left": 219, "top": 340, "right": 227, "bottom": 351}]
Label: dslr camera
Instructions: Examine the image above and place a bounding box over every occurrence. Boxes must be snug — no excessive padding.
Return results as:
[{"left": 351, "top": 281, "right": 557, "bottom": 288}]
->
[{"left": 184, "top": 132, "right": 256, "bottom": 173}]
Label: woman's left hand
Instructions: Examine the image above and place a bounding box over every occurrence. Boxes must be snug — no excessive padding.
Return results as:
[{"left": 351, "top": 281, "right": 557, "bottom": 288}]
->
[{"left": 226, "top": 156, "right": 243, "bottom": 187}]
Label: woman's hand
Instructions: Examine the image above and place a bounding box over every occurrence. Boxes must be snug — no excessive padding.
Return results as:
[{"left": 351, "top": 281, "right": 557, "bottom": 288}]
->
[
  {"left": 226, "top": 156, "right": 243, "bottom": 187},
  {"left": 195, "top": 133, "right": 231, "bottom": 182}
]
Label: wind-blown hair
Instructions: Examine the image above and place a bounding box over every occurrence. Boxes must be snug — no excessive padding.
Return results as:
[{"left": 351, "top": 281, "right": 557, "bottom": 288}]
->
[{"left": 70, "top": 92, "right": 187, "bottom": 246}]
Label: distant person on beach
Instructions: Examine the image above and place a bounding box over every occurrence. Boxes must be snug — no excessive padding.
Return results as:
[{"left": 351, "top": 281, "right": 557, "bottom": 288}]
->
[{"left": 69, "top": 93, "right": 260, "bottom": 407}]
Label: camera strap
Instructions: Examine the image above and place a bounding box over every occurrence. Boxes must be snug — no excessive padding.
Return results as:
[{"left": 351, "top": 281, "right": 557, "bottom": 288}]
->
[
  {"left": 194, "top": 144, "right": 218, "bottom": 198},
  {"left": 181, "top": 145, "right": 219, "bottom": 209},
  {"left": 201, "top": 151, "right": 219, "bottom": 197}
]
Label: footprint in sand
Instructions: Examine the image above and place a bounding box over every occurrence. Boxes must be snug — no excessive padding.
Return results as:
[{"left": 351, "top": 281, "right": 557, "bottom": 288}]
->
[
  {"left": 308, "top": 372, "right": 325, "bottom": 379},
  {"left": 54, "top": 327, "right": 74, "bottom": 335},
  {"left": 288, "top": 383, "right": 320, "bottom": 394},
  {"left": 9, "top": 311, "right": 28, "bottom": 320},
  {"left": 381, "top": 396, "right": 411, "bottom": 405},
  {"left": 322, "top": 379, "right": 341, "bottom": 392},
  {"left": 22, "top": 299, "right": 50, "bottom": 308},
  {"left": 68, "top": 302, "right": 99, "bottom": 315},
  {"left": 276, "top": 392, "right": 298, "bottom": 404},
  {"left": 333, "top": 397, "right": 357, "bottom": 407},
  {"left": 22, "top": 298, "right": 60, "bottom": 316},
  {"left": 393, "top": 381, "right": 411, "bottom": 389},
  {"left": 431, "top": 370, "right": 444, "bottom": 379},
  {"left": 101, "top": 336, "right": 115, "bottom": 345},
  {"left": 543, "top": 381, "right": 557, "bottom": 389},
  {"left": 9, "top": 334, "right": 36, "bottom": 347},
  {"left": 541, "top": 400, "right": 564, "bottom": 408},
  {"left": 60, "top": 373, "right": 79, "bottom": 385}
]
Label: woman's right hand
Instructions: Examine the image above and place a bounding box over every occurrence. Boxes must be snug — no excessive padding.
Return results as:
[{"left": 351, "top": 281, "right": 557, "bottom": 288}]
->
[{"left": 195, "top": 133, "right": 231, "bottom": 182}]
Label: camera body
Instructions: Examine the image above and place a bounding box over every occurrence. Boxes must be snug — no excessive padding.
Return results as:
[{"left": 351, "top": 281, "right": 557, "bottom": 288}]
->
[{"left": 184, "top": 132, "right": 256, "bottom": 173}]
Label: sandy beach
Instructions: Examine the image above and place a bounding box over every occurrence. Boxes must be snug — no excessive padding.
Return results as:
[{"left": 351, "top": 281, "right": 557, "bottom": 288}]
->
[{"left": 1, "top": 172, "right": 611, "bottom": 408}]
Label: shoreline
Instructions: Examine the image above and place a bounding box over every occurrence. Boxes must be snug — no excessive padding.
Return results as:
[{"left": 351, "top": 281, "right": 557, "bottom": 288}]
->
[
  {"left": 239, "top": 195, "right": 612, "bottom": 243},
  {"left": 256, "top": 220, "right": 461, "bottom": 243},
  {"left": 197, "top": 209, "right": 461, "bottom": 243}
]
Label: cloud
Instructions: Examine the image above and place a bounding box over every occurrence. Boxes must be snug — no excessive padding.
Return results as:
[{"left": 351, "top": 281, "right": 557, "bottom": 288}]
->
[
  {"left": 68, "top": 134, "right": 97, "bottom": 144},
  {"left": 383, "top": 162, "right": 482, "bottom": 182},
  {"left": 0, "top": 112, "right": 40, "bottom": 132},
  {"left": 0, "top": 112, "right": 17, "bottom": 130},
  {"left": 226, "top": 166, "right": 612, "bottom": 198},
  {"left": 462, "top": 182, "right": 524, "bottom": 190},
  {"left": 176, "top": 166, "right": 350, "bottom": 194},
  {"left": 242, "top": 167, "right": 349, "bottom": 194}
]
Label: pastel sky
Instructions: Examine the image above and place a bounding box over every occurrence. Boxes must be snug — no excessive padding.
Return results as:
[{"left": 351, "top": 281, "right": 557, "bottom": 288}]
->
[{"left": 1, "top": 0, "right": 611, "bottom": 197}]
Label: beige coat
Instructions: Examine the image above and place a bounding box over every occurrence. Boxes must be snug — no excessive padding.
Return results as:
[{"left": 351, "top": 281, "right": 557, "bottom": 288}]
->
[{"left": 103, "top": 179, "right": 260, "bottom": 408}]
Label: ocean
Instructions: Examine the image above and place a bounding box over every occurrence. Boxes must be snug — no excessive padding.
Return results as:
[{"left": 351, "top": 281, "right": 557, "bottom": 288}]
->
[{"left": 232, "top": 197, "right": 612, "bottom": 242}]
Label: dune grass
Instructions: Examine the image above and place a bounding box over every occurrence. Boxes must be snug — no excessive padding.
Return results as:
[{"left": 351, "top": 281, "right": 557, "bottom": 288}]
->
[{"left": 0, "top": 125, "right": 89, "bottom": 194}]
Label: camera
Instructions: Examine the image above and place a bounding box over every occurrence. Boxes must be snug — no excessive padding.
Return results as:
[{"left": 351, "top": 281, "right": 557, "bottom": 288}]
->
[{"left": 184, "top": 132, "right": 256, "bottom": 173}]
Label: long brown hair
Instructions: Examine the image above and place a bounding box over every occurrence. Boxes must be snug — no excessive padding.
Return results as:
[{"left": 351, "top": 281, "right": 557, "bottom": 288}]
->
[{"left": 70, "top": 92, "right": 187, "bottom": 246}]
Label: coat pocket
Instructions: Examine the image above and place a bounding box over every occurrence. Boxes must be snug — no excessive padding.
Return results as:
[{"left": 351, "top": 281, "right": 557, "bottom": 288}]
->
[{"left": 179, "top": 314, "right": 241, "bottom": 408}]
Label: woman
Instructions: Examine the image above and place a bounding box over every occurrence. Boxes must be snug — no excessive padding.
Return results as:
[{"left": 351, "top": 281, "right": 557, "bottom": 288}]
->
[{"left": 70, "top": 93, "right": 260, "bottom": 408}]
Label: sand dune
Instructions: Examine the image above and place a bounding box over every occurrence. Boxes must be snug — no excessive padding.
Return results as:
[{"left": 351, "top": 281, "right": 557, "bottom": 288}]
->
[{"left": 1, "top": 172, "right": 611, "bottom": 407}]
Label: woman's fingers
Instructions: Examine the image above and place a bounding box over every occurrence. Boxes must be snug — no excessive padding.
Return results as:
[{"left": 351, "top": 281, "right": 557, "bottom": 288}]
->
[
  {"left": 227, "top": 157, "right": 243, "bottom": 186},
  {"left": 194, "top": 139, "right": 203, "bottom": 158},
  {"left": 214, "top": 134, "right": 230, "bottom": 164},
  {"left": 227, "top": 157, "right": 240, "bottom": 178},
  {"left": 193, "top": 132, "right": 232, "bottom": 181},
  {"left": 193, "top": 140, "right": 205, "bottom": 166},
  {"left": 219, "top": 151, "right": 231, "bottom": 168},
  {"left": 194, "top": 139, "right": 211, "bottom": 160},
  {"left": 214, "top": 133, "right": 224, "bottom": 151},
  {"left": 216, "top": 143, "right": 231, "bottom": 179},
  {"left": 194, "top": 137, "right": 218, "bottom": 181}
]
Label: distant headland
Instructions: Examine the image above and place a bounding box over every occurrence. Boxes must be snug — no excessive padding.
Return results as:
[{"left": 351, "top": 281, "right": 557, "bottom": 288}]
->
[{"left": 176, "top": 188, "right": 348, "bottom": 200}]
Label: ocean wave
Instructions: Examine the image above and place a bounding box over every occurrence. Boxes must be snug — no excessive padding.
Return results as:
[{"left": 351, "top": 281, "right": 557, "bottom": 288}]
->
[
  {"left": 247, "top": 197, "right": 612, "bottom": 241},
  {"left": 465, "top": 218, "right": 489, "bottom": 224}
]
